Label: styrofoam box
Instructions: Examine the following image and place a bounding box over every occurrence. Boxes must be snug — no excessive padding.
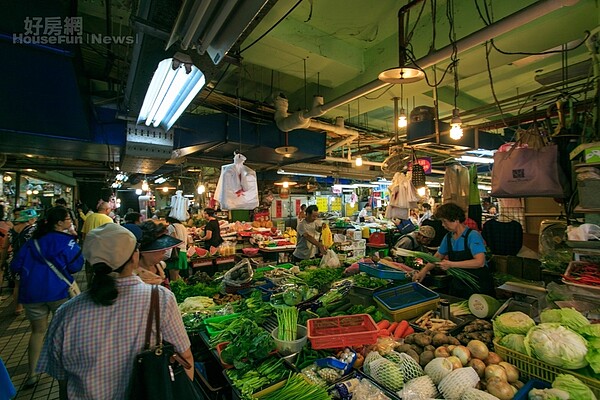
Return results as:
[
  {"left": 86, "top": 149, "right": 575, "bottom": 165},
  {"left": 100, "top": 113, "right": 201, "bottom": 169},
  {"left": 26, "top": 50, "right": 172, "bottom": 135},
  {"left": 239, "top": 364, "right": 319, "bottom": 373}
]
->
[
  {"left": 353, "top": 239, "right": 366, "bottom": 249},
  {"left": 347, "top": 230, "right": 362, "bottom": 241},
  {"left": 354, "top": 249, "right": 365, "bottom": 258}
]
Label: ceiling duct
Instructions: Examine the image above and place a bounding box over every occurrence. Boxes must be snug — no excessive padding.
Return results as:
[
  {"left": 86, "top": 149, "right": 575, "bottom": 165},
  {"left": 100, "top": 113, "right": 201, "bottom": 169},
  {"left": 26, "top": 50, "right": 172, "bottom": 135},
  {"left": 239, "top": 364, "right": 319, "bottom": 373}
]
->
[
  {"left": 534, "top": 59, "right": 592, "bottom": 86},
  {"left": 121, "top": 124, "right": 174, "bottom": 174},
  {"left": 166, "top": 0, "right": 270, "bottom": 65}
]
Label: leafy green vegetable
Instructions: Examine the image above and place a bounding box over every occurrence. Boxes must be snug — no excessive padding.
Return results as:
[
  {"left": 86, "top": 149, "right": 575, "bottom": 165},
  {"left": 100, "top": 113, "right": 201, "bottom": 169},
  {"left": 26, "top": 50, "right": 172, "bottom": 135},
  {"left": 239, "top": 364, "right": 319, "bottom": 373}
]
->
[
  {"left": 540, "top": 308, "right": 590, "bottom": 331},
  {"left": 260, "top": 373, "right": 330, "bottom": 400},
  {"left": 170, "top": 279, "right": 220, "bottom": 303},
  {"left": 226, "top": 357, "right": 289, "bottom": 399},
  {"left": 233, "top": 290, "right": 274, "bottom": 324},
  {"left": 493, "top": 311, "right": 535, "bottom": 338},
  {"left": 499, "top": 334, "right": 527, "bottom": 354},
  {"left": 525, "top": 323, "right": 589, "bottom": 370},
  {"left": 283, "top": 288, "right": 303, "bottom": 306},
  {"left": 217, "top": 317, "right": 275, "bottom": 369},
  {"left": 297, "top": 267, "right": 344, "bottom": 291},
  {"left": 553, "top": 374, "right": 598, "bottom": 400},
  {"left": 351, "top": 273, "right": 389, "bottom": 288}
]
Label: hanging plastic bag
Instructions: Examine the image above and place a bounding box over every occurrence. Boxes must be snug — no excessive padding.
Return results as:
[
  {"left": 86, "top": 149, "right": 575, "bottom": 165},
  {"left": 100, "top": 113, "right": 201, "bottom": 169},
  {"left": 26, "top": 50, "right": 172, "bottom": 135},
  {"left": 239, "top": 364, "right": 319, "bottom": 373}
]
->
[{"left": 319, "top": 249, "right": 341, "bottom": 268}]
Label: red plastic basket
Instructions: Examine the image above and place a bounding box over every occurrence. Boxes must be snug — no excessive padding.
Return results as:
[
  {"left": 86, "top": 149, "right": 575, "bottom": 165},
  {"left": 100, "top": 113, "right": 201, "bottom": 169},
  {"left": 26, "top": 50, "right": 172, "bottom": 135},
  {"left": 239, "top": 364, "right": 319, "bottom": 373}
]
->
[
  {"left": 306, "top": 314, "right": 379, "bottom": 349},
  {"left": 368, "top": 232, "right": 386, "bottom": 245}
]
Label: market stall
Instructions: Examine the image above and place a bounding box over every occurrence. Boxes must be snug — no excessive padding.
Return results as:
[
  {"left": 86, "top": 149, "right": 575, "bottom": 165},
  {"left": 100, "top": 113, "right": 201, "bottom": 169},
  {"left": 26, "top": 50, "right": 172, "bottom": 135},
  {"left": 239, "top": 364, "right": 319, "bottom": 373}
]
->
[{"left": 169, "top": 244, "right": 600, "bottom": 400}]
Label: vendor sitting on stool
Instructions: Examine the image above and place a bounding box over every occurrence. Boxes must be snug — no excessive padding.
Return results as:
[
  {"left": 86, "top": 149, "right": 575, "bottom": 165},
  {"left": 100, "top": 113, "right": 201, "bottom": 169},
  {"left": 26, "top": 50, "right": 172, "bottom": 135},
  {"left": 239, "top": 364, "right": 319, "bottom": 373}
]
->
[{"left": 392, "top": 226, "right": 435, "bottom": 258}]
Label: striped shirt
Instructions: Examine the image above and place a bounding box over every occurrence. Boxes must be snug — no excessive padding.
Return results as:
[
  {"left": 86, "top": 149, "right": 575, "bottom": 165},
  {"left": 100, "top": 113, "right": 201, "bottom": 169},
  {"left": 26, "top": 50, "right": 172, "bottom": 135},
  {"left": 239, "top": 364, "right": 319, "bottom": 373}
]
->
[{"left": 37, "top": 275, "right": 190, "bottom": 400}]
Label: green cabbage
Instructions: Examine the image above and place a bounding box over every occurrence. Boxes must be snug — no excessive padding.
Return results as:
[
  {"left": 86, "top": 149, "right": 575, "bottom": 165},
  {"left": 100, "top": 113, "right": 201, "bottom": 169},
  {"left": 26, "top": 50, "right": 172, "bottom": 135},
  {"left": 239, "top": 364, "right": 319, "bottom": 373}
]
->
[
  {"left": 586, "top": 337, "right": 600, "bottom": 374},
  {"left": 525, "top": 323, "right": 589, "bottom": 370},
  {"left": 553, "top": 374, "right": 598, "bottom": 400},
  {"left": 540, "top": 308, "right": 590, "bottom": 331},
  {"left": 493, "top": 311, "right": 536, "bottom": 338},
  {"left": 499, "top": 333, "right": 527, "bottom": 354}
]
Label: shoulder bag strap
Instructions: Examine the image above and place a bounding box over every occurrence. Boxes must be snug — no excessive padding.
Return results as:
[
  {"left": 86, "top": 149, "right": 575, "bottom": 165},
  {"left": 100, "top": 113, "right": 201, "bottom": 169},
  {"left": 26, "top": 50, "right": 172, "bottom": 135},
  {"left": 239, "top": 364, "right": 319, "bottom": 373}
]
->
[
  {"left": 144, "top": 285, "right": 161, "bottom": 349},
  {"left": 33, "top": 239, "right": 72, "bottom": 287}
]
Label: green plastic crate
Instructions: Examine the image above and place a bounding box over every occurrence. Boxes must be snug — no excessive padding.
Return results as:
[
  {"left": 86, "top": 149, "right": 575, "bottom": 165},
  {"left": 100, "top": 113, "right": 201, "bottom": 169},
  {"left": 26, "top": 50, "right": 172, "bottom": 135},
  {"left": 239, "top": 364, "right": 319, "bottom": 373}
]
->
[{"left": 204, "top": 313, "right": 239, "bottom": 337}]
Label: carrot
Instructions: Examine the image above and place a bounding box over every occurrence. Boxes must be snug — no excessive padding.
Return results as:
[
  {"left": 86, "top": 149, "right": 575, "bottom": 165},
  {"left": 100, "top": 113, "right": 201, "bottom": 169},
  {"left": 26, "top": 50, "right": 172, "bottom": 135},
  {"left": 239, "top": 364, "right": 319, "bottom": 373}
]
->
[
  {"left": 388, "top": 321, "right": 399, "bottom": 333},
  {"left": 377, "top": 320, "right": 390, "bottom": 330},
  {"left": 377, "top": 329, "right": 390, "bottom": 337},
  {"left": 401, "top": 326, "right": 414, "bottom": 338},
  {"left": 393, "top": 320, "right": 409, "bottom": 339}
]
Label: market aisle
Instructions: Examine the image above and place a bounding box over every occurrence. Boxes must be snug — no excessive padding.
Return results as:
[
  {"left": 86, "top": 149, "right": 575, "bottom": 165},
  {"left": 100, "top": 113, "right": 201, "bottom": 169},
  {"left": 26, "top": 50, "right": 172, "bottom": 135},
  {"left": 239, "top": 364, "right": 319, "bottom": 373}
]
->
[{"left": 0, "top": 271, "right": 86, "bottom": 400}]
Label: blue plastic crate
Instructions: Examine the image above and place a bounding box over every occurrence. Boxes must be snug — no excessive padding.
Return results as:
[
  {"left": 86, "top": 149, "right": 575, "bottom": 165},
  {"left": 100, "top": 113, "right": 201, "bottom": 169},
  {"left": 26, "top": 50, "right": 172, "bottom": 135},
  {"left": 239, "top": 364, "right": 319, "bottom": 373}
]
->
[
  {"left": 373, "top": 282, "right": 439, "bottom": 311},
  {"left": 358, "top": 262, "right": 408, "bottom": 280},
  {"left": 513, "top": 379, "right": 551, "bottom": 400}
]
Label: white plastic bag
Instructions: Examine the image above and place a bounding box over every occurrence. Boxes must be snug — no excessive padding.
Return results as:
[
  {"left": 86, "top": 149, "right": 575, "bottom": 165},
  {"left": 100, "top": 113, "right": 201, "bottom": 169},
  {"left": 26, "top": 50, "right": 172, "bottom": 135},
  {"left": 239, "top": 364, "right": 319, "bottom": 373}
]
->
[
  {"left": 319, "top": 249, "right": 341, "bottom": 268},
  {"left": 567, "top": 223, "right": 600, "bottom": 241}
]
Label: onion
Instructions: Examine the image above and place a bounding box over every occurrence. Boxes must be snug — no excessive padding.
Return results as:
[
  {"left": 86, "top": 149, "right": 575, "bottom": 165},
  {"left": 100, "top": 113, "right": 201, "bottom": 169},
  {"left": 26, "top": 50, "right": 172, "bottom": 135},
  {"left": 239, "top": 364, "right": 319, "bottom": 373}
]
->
[
  {"left": 499, "top": 362, "right": 519, "bottom": 383},
  {"left": 446, "top": 355, "right": 463, "bottom": 370},
  {"left": 452, "top": 345, "right": 471, "bottom": 366},
  {"left": 434, "top": 346, "right": 450, "bottom": 358},
  {"left": 485, "top": 364, "right": 508, "bottom": 382},
  {"left": 487, "top": 379, "right": 515, "bottom": 400},
  {"left": 447, "top": 345, "right": 456, "bottom": 353},
  {"left": 468, "top": 358, "right": 486, "bottom": 378},
  {"left": 484, "top": 351, "right": 502, "bottom": 365},
  {"left": 467, "top": 340, "right": 489, "bottom": 360}
]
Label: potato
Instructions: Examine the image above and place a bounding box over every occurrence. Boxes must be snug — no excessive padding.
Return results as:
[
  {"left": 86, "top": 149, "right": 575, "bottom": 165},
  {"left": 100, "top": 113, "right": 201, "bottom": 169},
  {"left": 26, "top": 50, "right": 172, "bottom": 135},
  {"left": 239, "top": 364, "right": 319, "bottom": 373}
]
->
[
  {"left": 419, "top": 350, "right": 435, "bottom": 367},
  {"left": 447, "top": 336, "right": 461, "bottom": 346},
  {"left": 432, "top": 333, "right": 449, "bottom": 347},
  {"left": 414, "top": 333, "right": 432, "bottom": 347},
  {"left": 395, "top": 344, "right": 413, "bottom": 354},
  {"left": 410, "top": 344, "right": 423, "bottom": 354},
  {"left": 424, "top": 345, "right": 435, "bottom": 353},
  {"left": 404, "top": 334, "right": 416, "bottom": 344},
  {"left": 406, "top": 349, "right": 420, "bottom": 364}
]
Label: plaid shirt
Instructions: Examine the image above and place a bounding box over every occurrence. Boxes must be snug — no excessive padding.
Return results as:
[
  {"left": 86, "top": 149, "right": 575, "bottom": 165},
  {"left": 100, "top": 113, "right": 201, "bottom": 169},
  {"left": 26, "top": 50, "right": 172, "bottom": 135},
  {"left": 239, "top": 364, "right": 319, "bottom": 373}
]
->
[{"left": 37, "top": 276, "right": 190, "bottom": 400}]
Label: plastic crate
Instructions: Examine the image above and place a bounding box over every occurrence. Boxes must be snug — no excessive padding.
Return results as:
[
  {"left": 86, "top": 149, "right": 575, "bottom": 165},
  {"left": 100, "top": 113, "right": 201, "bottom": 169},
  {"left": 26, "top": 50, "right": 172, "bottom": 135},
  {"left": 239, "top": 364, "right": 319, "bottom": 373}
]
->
[
  {"left": 494, "top": 339, "right": 600, "bottom": 397},
  {"left": 359, "top": 262, "right": 407, "bottom": 280},
  {"left": 513, "top": 379, "right": 551, "bottom": 400},
  {"left": 562, "top": 261, "right": 600, "bottom": 292},
  {"left": 369, "top": 232, "right": 386, "bottom": 245},
  {"left": 373, "top": 282, "right": 440, "bottom": 322},
  {"left": 307, "top": 314, "right": 379, "bottom": 349},
  {"left": 204, "top": 313, "right": 239, "bottom": 337},
  {"left": 579, "top": 179, "right": 600, "bottom": 209}
]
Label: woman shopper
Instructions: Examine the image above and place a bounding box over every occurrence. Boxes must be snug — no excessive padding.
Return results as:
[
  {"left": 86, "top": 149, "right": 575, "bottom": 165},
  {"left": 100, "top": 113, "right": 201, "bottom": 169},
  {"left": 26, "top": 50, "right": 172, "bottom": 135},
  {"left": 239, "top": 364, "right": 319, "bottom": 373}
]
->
[
  {"left": 131, "top": 221, "right": 182, "bottom": 287},
  {"left": 165, "top": 216, "right": 189, "bottom": 281},
  {"left": 412, "top": 202, "right": 493, "bottom": 297},
  {"left": 200, "top": 207, "right": 223, "bottom": 249},
  {"left": 10, "top": 206, "right": 83, "bottom": 387},
  {"left": 37, "top": 223, "right": 193, "bottom": 399}
]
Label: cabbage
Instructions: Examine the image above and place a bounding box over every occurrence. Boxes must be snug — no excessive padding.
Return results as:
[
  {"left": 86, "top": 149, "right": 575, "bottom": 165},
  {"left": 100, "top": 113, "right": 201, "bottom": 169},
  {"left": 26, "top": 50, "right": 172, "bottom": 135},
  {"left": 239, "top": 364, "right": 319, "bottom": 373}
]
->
[
  {"left": 552, "top": 373, "right": 598, "bottom": 400},
  {"left": 499, "top": 333, "right": 527, "bottom": 354},
  {"left": 524, "top": 323, "right": 589, "bottom": 370},
  {"left": 528, "top": 388, "right": 570, "bottom": 399},
  {"left": 540, "top": 308, "right": 590, "bottom": 330},
  {"left": 586, "top": 337, "right": 600, "bottom": 374},
  {"left": 493, "top": 311, "right": 536, "bottom": 338}
]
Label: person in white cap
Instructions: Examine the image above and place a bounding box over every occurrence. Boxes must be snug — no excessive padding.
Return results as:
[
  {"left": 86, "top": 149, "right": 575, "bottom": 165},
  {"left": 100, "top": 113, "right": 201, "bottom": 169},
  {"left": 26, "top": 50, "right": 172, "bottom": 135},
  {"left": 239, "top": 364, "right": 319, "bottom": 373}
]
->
[
  {"left": 36, "top": 224, "right": 193, "bottom": 399},
  {"left": 392, "top": 225, "right": 436, "bottom": 257}
]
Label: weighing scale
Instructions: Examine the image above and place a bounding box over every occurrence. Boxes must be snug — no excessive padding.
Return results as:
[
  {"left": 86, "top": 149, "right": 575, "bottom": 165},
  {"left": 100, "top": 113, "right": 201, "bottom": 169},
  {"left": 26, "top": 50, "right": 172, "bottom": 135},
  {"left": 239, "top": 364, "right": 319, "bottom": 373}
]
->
[{"left": 495, "top": 281, "right": 548, "bottom": 322}]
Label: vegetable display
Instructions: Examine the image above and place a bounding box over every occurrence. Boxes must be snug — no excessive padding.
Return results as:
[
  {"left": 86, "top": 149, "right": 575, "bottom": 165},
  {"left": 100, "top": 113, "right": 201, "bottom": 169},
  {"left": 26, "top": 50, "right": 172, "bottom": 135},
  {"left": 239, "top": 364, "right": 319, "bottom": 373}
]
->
[
  {"left": 276, "top": 306, "right": 299, "bottom": 342},
  {"left": 563, "top": 261, "right": 600, "bottom": 287},
  {"left": 493, "top": 311, "right": 535, "bottom": 338},
  {"left": 468, "top": 294, "right": 501, "bottom": 318},
  {"left": 259, "top": 373, "right": 330, "bottom": 400},
  {"left": 226, "top": 357, "right": 289, "bottom": 399}
]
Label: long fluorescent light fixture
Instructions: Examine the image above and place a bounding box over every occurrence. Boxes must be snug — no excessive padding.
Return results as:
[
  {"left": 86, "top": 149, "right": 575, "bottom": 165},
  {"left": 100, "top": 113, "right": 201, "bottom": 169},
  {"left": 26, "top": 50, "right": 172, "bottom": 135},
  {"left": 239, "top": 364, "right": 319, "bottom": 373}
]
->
[
  {"left": 137, "top": 53, "right": 206, "bottom": 131},
  {"left": 277, "top": 169, "right": 327, "bottom": 178},
  {"left": 455, "top": 155, "right": 495, "bottom": 164}
]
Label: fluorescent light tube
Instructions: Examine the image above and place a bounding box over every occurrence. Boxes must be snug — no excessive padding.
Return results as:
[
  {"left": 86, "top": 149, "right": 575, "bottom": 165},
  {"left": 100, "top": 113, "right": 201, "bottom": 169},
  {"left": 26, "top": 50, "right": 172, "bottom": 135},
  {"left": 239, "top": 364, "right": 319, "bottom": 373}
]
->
[
  {"left": 455, "top": 155, "right": 495, "bottom": 164},
  {"left": 277, "top": 169, "right": 327, "bottom": 178},
  {"left": 137, "top": 55, "right": 206, "bottom": 131}
]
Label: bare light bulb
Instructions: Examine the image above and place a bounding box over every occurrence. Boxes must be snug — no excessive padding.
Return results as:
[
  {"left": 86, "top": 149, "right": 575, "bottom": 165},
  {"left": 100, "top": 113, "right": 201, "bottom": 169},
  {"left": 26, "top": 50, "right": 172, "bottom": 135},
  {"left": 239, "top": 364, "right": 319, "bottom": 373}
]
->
[
  {"left": 283, "top": 181, "right": 289, "bottom": 189},
  {"left": 197, "top": 184, "right": 205, "bottom": 194},
  {"left": 135, "top": 189, "right": 143, "bottom": 195},
  {"left": 162, "top": 187, "right": 169, "bottom": 192},
  {"left": 3, "top": 175, "right": 11, "bottom": 182},
  {"left": 417, "top": 187, "right": 427, "bottom": 197},
  {"left": 449, "top": 108, "right": 463, "bottom": 140},
  {"left": 355, "top": 156, "right": 363, "bottom": 167},
  {"left": 397, "top": 108, "right": 407, "bottom": 128},
  {"left": 141, "top": 180, "right": 149, "bottom": 191},
  {"left": 26, "top": 189, "right": 32, "bottom": 195}
]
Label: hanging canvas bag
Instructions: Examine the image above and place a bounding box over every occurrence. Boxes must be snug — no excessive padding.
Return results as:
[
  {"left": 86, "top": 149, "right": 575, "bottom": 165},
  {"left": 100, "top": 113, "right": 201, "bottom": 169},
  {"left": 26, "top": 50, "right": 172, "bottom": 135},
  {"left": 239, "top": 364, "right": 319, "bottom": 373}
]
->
[{"left": 491, "top": 122, "right": 566, "bottom": 198}]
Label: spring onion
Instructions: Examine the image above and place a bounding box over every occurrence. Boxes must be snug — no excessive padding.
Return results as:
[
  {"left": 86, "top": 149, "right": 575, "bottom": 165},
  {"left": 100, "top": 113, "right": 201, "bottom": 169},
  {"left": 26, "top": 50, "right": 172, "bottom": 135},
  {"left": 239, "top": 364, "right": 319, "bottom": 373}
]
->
[
  {"left": 261, "top": 373, "right": 330, "bottom": 400},
  {"left": 276, "top": 306, "right": 299, "bottom": 341},
  {"left": 393, "top": 248, "right": 480, "bottom": 291},
  {"left": 450, "top": 300, "right": 471, "bottom": 316}
]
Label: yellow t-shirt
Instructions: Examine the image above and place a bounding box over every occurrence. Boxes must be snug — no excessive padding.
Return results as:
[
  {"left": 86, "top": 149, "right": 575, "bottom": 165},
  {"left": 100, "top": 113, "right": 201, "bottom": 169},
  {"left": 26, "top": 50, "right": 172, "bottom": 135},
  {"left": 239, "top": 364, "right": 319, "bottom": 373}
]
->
[{"left": 81, "top": 213, "right": 113, "bottom": 235}]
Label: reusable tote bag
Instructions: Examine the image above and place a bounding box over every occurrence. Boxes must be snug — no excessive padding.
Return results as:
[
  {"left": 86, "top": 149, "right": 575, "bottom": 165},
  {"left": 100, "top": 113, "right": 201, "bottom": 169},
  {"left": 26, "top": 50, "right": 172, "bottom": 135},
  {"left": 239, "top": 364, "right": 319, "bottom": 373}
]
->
[{"left": 491, "top": 125, "right": 565, "bottom": 198}]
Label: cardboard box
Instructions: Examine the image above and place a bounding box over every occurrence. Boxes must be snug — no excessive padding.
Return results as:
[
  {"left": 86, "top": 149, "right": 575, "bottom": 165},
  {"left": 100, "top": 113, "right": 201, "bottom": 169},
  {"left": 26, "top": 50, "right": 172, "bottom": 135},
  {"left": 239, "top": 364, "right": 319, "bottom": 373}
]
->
[
  {"left": 569, "top": 142, "right": 600, "bottom": 162},
  {"left": 584, "top": 146, "right": 600, "bottom": 163}
]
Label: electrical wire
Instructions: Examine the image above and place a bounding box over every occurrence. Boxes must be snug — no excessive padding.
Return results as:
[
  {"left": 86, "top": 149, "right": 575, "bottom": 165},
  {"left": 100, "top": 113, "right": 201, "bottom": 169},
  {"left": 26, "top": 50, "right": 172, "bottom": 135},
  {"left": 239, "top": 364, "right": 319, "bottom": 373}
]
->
[
  {"left": 485, "top": 41, "right": 510, "bottom": 129},
  {"left": 240, "top": 0, "right": 305, "bottom": 53},
  {"left": 490, "top": 32, "right": 591, "bottom": 56}
]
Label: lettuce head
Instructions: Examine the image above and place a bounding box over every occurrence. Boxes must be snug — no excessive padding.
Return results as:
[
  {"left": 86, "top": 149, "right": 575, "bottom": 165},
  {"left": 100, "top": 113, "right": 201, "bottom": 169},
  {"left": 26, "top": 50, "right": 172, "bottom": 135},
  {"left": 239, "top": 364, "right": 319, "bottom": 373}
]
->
[
  {"left": 493, "top": 311, "right": 536, "bottom": 338},
  {"left": 524, "top": 323, "right": 589, "bottom": 370},
  {"left": 553, "top": 374, "right": 597, "bottom": 400}
]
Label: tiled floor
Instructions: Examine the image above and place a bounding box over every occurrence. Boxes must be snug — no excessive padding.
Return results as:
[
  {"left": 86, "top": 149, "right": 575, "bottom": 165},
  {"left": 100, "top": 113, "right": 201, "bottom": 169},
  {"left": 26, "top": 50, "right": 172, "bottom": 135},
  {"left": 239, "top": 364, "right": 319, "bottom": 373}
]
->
[{"left": 0, "top": 272, "right": 86, "bottom": 400}]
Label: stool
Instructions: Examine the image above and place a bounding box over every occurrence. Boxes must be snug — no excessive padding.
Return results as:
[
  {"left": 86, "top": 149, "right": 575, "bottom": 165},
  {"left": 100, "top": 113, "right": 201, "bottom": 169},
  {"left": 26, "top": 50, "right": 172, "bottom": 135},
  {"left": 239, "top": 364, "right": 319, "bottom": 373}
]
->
[{"left": 366, "top": 243, "right": 389, "bottom": 257}]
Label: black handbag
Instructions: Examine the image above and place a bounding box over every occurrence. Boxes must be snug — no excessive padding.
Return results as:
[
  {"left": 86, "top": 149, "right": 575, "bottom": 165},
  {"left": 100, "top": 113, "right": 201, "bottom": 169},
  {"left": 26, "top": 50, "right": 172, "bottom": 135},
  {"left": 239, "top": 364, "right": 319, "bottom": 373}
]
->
[{"left": 129, "top": 286, "right": 203, "bottom": 400}]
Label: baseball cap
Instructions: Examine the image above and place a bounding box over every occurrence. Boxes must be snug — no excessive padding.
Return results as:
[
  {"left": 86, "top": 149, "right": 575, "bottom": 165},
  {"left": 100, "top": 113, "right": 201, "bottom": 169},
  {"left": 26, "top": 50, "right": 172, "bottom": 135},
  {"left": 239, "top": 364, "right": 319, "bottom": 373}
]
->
[
  {"left": 83, "top": 224, "right": 137, "bottom": 270},
  {"left": 15, "top": 209, "right": 38, "bottom": 222},
  {"left": 418, "top": 226, "right": 436, "bottom": 239}
]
